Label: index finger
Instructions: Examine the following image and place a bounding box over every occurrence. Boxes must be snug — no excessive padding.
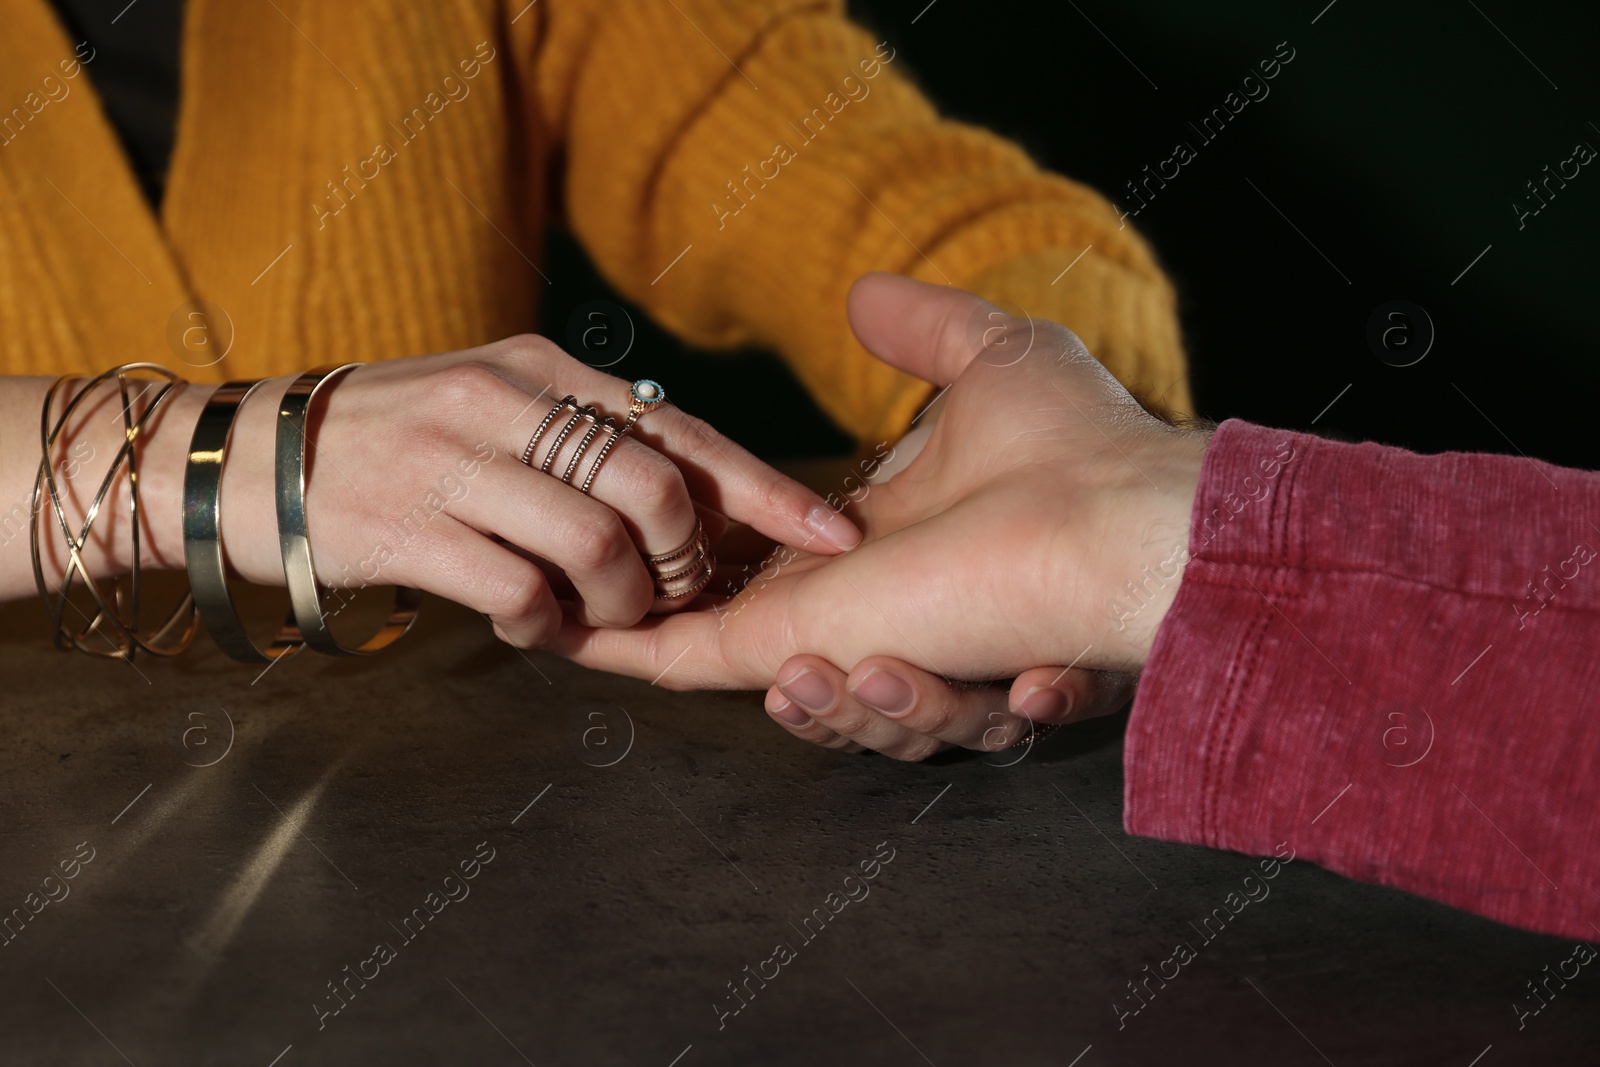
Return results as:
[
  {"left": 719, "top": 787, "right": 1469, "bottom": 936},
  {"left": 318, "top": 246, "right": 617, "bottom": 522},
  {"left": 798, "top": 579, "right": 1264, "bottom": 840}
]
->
[
  {"left": 479, "top": 334, "right": 863, "bottom": 556},
  {"left": 636, "top": 406, "right": 862, "bottom": 556}
]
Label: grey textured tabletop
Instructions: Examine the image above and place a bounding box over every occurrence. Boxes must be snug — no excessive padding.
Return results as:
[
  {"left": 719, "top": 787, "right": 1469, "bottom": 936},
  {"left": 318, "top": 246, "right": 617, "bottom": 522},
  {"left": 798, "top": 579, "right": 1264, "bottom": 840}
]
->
[{"left": 0, "top": 593, "right": 1593, "bottom": 1065}]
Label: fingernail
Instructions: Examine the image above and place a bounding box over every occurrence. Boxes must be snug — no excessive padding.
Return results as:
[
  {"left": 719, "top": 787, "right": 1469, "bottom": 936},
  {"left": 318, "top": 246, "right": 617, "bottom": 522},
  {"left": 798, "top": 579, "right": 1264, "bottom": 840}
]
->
[
  {"left": 777, "top": 667, "right": 835, "bottom": 713},
  {"left": 769, "top": 695, "right": 813, "bottom": 729},
  {"left": 849, "top": 668, "right": 914, "bottom": 716},
  {"left": 1017, "top": 686, "right": 1069, "bottom": 722},
  {"left": 805, "top": 504, "right": 862, "bottom": 551}
]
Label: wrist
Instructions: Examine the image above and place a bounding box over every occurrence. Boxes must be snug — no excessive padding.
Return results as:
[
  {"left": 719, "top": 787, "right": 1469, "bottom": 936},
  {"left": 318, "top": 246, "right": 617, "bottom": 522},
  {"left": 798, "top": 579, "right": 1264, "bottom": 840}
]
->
[
  {"left": 136, "top": 381, "right": 216, "bottom": 575},
  {"left": 216, "top": 376, "right": 297, "bottom": 586},
  {"left": 139, "top": 375, "right": 295, "bottom": 590},
  {"left": 1106, "top": 426, "right": 1211, "bottom": 668}
]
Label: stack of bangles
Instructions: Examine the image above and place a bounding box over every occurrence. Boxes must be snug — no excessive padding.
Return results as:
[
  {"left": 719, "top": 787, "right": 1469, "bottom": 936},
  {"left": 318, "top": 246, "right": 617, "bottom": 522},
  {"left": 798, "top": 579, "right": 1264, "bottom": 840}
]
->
[
  {"left": 31, "top": 362, "right": 421, "bottom": 663},
  {"left": 31, "top": 366, "right": 695, "bottom": 663}
]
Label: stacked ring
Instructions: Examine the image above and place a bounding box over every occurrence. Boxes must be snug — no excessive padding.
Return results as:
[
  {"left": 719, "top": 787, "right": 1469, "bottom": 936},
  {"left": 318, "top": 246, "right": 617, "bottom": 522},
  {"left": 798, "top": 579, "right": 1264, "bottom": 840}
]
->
[
  {"left": 521, "top": 394, "right": 623, "bottom": 494},
  {"left": 647, "top": 519, "right": 714, "bottom": 601},
  {"left": 519, "top": 379, "right": 667, "bottom": 496}
]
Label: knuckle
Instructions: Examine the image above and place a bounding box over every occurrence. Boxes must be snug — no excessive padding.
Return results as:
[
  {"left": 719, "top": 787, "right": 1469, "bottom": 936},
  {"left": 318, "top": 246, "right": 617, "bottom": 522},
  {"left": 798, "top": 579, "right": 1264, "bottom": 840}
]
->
[
  {"left": 1040, "top": 319, "right": 1086, "bottom": 352},
  {"left": 618, "top": 445, "right": 689, "bottom": 519},
  {"left": 636, "top": 627, "right": 672, "bottom": 680},
  {"left": 496, "top": 577, "right": 546, "bottom": 621},
  {"left": 669, "top": 412, "right": 727, "bottom": 467},
  {"left": 587, "top": 580, "right": 652, "bottom": 630},
  {"left": 559, "top": 508, "right": 632, "bottom": 574},
  {"left": 514, "top": 609, "right": 561, "bottom": 649},
  {"left": 755, "top": 467, "right": 804, "bottom": 519},
  {"left": 1038, "top": 320, "right": 1092, "bottom": 368},
  {"left": 757, "top": 475, "right": 805, "bottom": 523},
  {"left": 733, "top": 471, "right": 791, "bottom": 524},
  {"left": 434, "top": 360, "right": 508, "bottom": 414},
  {"left": 495, "top": 332, "right": 564, "bottom": 367},
  {"left": 670, "top": 412, "right": 795, "bottom": 518},
  {"left": 484, "top": 569, "right": 554, "bottom": 637},
  {"left": 937, "top": 298, "right": 976, "bottom": 363},
  {"left": 648, "top": 630, "right": 711, "bottom": 690},
  {"left": 913, "top": 694, "right": 958, "bottom": 735}
]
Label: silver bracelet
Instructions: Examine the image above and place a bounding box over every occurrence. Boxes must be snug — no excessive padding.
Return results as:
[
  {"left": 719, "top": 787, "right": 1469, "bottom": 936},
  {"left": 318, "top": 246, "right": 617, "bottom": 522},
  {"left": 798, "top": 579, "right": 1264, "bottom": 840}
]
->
[{"left": 183, "top": 379, "right": 305, "bottom": 663}]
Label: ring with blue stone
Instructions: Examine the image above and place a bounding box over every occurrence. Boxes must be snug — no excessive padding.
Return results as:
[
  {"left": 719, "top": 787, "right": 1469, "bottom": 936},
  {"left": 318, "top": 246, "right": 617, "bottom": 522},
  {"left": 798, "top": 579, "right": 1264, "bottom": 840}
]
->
[{"left": 624, "top": 378, "right": 665, "bottom": 429}]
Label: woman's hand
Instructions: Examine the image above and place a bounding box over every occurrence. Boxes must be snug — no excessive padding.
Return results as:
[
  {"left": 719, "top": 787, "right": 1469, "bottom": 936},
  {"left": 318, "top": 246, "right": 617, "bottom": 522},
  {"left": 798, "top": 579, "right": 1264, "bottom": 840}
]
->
[
  {"left": 117, "top": 333, "right": 860, "bottom": 646},
  {"left": 550, "top": 274, "right": 1210, "bottom": 731}
]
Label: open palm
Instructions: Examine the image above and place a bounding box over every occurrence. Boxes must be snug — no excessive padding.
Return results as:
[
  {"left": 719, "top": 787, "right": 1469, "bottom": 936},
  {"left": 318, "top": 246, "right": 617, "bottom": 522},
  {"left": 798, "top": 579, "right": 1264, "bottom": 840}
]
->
[{"left": 554, "top": 275, "right": 1206, "bottom": 710}]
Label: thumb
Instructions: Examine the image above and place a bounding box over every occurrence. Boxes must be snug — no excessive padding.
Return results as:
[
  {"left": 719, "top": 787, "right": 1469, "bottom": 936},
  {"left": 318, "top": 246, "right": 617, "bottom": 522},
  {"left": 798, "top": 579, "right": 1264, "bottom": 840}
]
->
[
  {"left": 1010, "top": 667, "right": 1136, "bottom": 725},
  {"left": 847, "top": 273, "right": 1007, "bottom": 387}
]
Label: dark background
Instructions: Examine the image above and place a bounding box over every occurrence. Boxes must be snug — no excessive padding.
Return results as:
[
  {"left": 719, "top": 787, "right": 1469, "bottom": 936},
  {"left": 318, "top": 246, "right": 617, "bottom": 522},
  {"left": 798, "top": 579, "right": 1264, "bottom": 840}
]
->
[{"left": 541, "top": 0, "right": 1599, "bottom": 469}]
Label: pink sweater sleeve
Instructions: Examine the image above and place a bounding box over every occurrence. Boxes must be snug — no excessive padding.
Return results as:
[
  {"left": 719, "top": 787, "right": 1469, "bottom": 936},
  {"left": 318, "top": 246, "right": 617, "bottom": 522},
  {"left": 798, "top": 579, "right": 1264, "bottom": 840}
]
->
[{"left": 1125, "top": 419, "right": 1600, "bottom": 939}]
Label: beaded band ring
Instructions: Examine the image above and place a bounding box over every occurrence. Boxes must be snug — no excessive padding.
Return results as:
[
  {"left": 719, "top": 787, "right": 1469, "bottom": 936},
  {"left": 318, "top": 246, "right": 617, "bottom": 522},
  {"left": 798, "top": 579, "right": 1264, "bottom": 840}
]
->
[
  {"left": 520, "top": 395, "right": 577, "bottom": 467},
  {"left": 1008, "top": 722, "right": 1060, "bottom": 748},
  {"left": 519, "top": 379, "right": 666, "bottom": 496},
  {"left": 538, "top": 402, "right": 598, "bottom": 475},
  {"left": 646, "top": 519, "right": 714, "bottom": 601},
  {"left": 559, "top": 414, "right": 613, "bottom": 485},
  {"left": 576, "top": 418, "right": 625, "bottom": 496}
]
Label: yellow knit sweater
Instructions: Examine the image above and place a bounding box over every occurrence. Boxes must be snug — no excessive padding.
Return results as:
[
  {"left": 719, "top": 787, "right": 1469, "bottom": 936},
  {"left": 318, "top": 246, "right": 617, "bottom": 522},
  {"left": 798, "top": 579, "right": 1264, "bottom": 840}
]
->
[{"left": 0, "top": 0, "right": 1188, "bottom": 441}]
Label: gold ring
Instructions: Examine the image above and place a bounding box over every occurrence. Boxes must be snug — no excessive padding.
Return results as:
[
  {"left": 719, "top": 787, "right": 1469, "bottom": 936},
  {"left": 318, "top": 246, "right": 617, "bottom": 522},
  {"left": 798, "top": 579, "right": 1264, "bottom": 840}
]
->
[
  {"left": 1008, "top": 721, "right": 1060, "bottom": 748},
  {"left": 647, "top": 520, "right": 705, "bottom": 569},
  {"left": 522, "top": 386, "right": 657, "bottom": 495},
  {"left": 576, "top": 418, "right": 624, "bottom": 495},
  {"left": 521, "top": 395, "right": 577, "bottom": 468},
  {"left": 623, "top": 379, "right": 665, "bottom": 430},
  {"left": 647, "top": 519, "right": 713, "bottom": 601},
  {"left": 654, "top": 562, "right": 714, "bottom": 600}
]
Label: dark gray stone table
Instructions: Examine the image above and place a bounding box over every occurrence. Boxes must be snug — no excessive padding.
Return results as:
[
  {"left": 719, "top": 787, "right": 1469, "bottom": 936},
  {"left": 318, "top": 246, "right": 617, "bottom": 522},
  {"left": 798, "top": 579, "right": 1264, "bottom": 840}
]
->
[{"left": 0, "top": 593, "right": 1593, "bottom": 1065}]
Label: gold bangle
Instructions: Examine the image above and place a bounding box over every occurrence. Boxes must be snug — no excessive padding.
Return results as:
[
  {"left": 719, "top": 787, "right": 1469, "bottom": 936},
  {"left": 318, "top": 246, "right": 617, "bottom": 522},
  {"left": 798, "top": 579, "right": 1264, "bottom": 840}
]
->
[
  {"left": 31, "top": 364, "right": 200, "bottom": 659},
  {"left": 183, "top": 379, "right": 305, "bottom": 663},
  {"left": 275, "top": 364, "right": 422, "bottom": 656}
]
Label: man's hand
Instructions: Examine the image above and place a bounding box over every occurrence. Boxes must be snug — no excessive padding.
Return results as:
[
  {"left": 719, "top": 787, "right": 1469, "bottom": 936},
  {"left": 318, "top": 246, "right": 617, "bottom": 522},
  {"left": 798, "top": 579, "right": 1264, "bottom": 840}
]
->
[{"left": 552, "top": 274, "right": 1210, "bottom": 749}]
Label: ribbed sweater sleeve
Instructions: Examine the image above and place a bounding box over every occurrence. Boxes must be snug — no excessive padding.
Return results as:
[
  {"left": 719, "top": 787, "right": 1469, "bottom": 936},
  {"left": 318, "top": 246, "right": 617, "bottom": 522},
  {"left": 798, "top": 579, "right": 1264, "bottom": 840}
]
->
[
  {"left": 1126, "top": 420, "right": 1600, "bottom": 939},
  {"left": 530, "top": 0, "right": 1188, "bottom": 442}
]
